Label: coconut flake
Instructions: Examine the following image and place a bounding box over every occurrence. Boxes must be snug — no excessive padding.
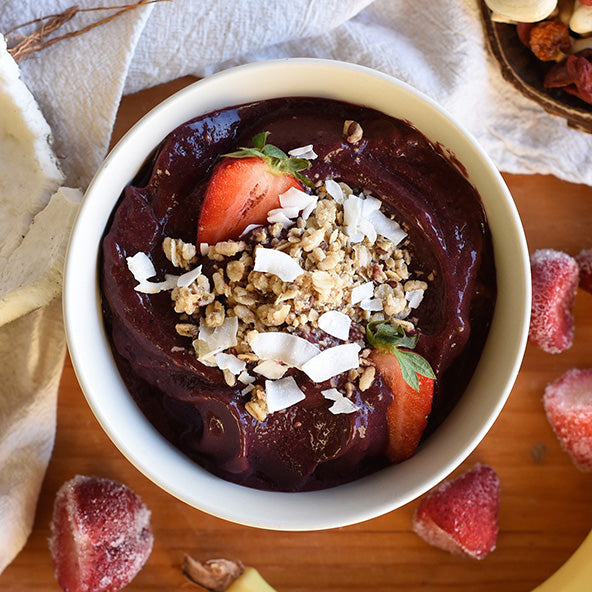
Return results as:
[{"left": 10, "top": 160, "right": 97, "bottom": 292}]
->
[
  {"left": 360, "top": 298, "right": 383, "bottom": 312},
  {"left": 266, "top": 210, "right": 295, "bottom": 227},
  {"left": 265, "top": 376, "right": 306, "bottom": 413},
  {"left": 253, "top": 359, "right": 288, "bottom": 379},
  {"left": 301, "top": 343, "right": 361, "bottom": 383},
  {"left": 324, "top": 179, "right": 344, "bottom": 204},
  {"left": 177, "top": 265, "right": 202, "bottom": 288},
  {"left": 251, "top": 332, "right": 320, "bottom": 368},
  {"left": 318, "top": 310, "right": 351, "bottom": 341},
  {"left": 238, "top": 370, "right": 255, "bottom": 385},
  {"left": 239, "top": 224, "right": 262, "bottom": 238},
  {"left": 214, "top": 352, "right": 246, "bottom": 375},
  {"left": 126, "top": 252, "right": 156, "bottom": 282},
  {"left": 253, "top": 247, "right": 304, "bottom": 282},
  {"left": 197, "top": 316, "right": 239, "bottom": 360},
  {"left": 135, "top": 274, "right": 179, "bottom": 294},
  {"left": 368, "top": 209, "right": 407, "bottom": 245},
  {"left": 351, "top": 281, "right": 374, "bottom": 305},
  {"left": 321, "top": 388, "right": 359, "bottom": 414},
  {"left": 199, "top": 243, "right": 210, "bottom": 255},
  {"left": 406, "top": 289, "right": 425, "bottom": 309},
  {"left": 241, "top": 383, "right": 255, "bottom": 396},
  {"left": 288, "top": 144, "right": 318, "bottom": 160}
]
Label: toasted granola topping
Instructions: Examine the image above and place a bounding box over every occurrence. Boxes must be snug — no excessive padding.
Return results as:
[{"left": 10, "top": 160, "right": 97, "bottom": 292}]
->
[{"left": 163, "top": 179, "right": 429, "bottom": 419}]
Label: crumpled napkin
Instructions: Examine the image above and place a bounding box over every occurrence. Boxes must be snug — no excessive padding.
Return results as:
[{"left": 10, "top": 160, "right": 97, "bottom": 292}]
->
[{"left": 0, "top": 0, "right": 591, "bottom": 574}]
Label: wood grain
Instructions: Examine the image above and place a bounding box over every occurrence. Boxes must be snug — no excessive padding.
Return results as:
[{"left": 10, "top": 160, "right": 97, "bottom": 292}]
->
[{"left": 1, "top": 77, "right": 591, "bottom": 592}]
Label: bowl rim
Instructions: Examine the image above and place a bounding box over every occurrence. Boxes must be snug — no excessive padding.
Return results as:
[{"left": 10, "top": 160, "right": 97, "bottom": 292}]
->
[{"left": 63, "top": 57, "right": 531, "bottom": 531}]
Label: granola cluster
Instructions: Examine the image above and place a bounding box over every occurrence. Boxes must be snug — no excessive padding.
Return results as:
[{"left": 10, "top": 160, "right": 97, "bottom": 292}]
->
[{"left": 164, "top": 181, "right": 429, "bottom": 418}]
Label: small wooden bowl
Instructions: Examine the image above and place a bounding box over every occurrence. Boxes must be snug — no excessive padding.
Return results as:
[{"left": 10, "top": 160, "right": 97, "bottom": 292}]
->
[{"left": 480, "top": 0, "right": 592, "bottom": 133}]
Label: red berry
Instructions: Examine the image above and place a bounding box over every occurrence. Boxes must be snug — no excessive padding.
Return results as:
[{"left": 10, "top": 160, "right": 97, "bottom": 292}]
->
[
  {"left": 413, "top": 463, "right": 500, "bottom": 560},
  {"left": 529, "top": 249, "right": 579, "bottom": 353},
  {"left": 370, "top": 350, "right": 434, "bottom": 463},
  {"left": 49, "top": 475, "right": 153, "bottom": 592},
  {"left": 575, "top": 248, "right": 592, "bottom": 294},
  {"left": 543, "top": 368, "right": 592, "bottom": 471},
  {"left": 197, "top": 156, "right": 302, "bottom": 245}
]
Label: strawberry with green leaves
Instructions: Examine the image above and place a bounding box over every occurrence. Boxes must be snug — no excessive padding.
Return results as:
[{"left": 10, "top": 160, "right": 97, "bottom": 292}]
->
[
  {"left": 366, "top": 321, "right": 436, "bottom": 463},
  {"left": 197, "top": 132, "right": 313, "bottom": 245}
]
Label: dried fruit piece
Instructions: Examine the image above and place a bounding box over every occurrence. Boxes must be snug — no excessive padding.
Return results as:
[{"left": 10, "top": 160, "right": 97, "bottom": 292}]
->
[
  {"left": 528, "top": 249, "right": 579, "bottom": 354},
  {"left": 528, "top": 20, "right": 571, "bottom": 62},
  {"left": 576, "top": 247, "right": 592, "bottom": 294},
  {"left": 543, "top": 368, "right": 592, "bottom": 471},
  {"left": 545, "top": 49, "right": 592, "bottom": 105},
  {"left": 49, "top": 475, "right": 153, "bottom": 592},
  {"left": 412, "top": 463, "right": 500, "bottom": 560}
]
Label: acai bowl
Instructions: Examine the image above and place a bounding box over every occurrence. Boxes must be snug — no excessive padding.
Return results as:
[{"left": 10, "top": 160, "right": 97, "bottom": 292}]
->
[{"left": 64, "top": 59, "right": 530, "bottom": 531}]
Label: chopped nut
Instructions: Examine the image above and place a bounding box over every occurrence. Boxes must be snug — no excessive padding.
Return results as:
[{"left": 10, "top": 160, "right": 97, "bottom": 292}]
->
[
  {"left": 245, "top": 385, "right": 268, "bottom": 421},
  {"left": 162, "top": 237, "right": 197, "bottom": 270},
  {"left": 359, "top": 366, "right": 376, "bottom": 391},
  {"left": 222, "top": 368, "right": 236, "bottom": 387},
  {"left": 226, "top": 260, "right": 245, "bottom": 283},
  {"left": 343, "top": 120, "right": 363, "bottom": 143},
  {"left": 205, "top": 300, "right": 225, "bottom": 328},
  {"left": 257, "top": 303, "right": 291, "bottom": 326},
  {"left": 175, "top": 323, "right": 199, "bottom": 338}
]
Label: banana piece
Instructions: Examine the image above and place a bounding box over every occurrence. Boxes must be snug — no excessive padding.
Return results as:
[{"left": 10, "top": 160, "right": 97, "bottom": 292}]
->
[
  {"left": 226, "top": 568, "right": 277, "bottom": 592},
  {"left": 532, "top": 529, "right": 592, "bottom": 591},
  {"left": 485, "top": 0, "right": 558, "bottom": 22}
]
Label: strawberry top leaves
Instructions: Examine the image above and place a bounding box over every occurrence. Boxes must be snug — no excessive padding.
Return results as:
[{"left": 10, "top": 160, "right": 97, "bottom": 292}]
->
[
  {"left": 223, "top": 131, "right": 314, "bottom": 187},
  {"left": 365, "top": 320, "right": 436, "bottom": 391}
]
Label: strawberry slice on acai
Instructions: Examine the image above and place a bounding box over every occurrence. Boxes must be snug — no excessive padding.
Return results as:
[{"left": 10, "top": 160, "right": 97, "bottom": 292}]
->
[
  {"left": 197, "top": 132, "right": 312, "bottom": 245},
  {"left": 413, "top": 463, "right": 500, "bottom": 560},
  {"left": 366, "top": 321, "right": 435, "bottom": 463}
]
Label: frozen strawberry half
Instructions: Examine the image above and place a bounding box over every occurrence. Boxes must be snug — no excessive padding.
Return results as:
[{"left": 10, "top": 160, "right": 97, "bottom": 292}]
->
[
  {"left": 197, "top": 132, "right": 312, "bottom": 245},
  {"left": 412, "top": 463, "right": 500, "bottom": 560},
  {"left": 543, "top": 368, "right": 592, "bottom": 471},
  {"left": 575, "top": 248, "right": 592, "bottom": 294},
  {"left": 49, "top": 475, "right": 153, "bottom": 592},
  {"left": 529, "top": 249, "right": 579, "bottom": 354}
]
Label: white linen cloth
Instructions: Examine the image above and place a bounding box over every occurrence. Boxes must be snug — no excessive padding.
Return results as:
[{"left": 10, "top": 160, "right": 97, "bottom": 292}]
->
[{"left": 0, "top": 0, "right": 590, "bottom": 574}]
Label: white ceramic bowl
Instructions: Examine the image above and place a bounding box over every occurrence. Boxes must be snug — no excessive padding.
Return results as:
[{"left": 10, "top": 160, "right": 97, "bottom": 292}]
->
[{"left": 64, "top": 59, "right": 530, "bottom": 531}]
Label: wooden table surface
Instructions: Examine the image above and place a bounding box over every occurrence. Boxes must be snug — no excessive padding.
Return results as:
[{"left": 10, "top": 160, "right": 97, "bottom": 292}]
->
[{"left": 2, "top": 77, "right": 592, "bottom": 592}]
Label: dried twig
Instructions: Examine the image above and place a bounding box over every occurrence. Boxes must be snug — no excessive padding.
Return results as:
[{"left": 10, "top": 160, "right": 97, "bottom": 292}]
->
[{"left": 5, "top": 0, "right": 171, "bottom": 63}]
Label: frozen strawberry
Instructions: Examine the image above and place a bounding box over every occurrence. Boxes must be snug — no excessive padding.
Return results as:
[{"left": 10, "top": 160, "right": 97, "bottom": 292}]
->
[
  {"left": 529, "top": 249, "right": 579, "bottom": 354},
  {"left": 543, "top": 368, "right": 592, "bottom": 471},
  {"left": 370, "top": 349, "right": 434, "bottom": 463},
  {"left": 412, "top": 463, "right": 500, "bottom": 560},
  {"left": 49, "top": 475, "right": 153, "bottom": 592},
  {"left": 197, "top": 132, "right": 312, "bottom": 245},
  {"left": 575, "top": 248, "right": 592, "bottom": 294}
]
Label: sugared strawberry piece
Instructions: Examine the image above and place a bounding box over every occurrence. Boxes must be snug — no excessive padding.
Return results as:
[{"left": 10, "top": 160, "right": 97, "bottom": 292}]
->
[
  {"left": 49, "top": 475, "right": 153, "bottom": 592},
  {"left": 370, "top": 350, "right": 434, "bottom": 463},
  {"left": 529, "top": 249, "right": 579, "bottom": 353},
  {"left": 412, "top": 463, "right": 500, "bottom": 560},
  {"left": 575, "top": 248, "right": 592, "bottom": 294},
  {"left": 197, "top": 132, "right": 311, "bottom": 245},
  {"left": 543, "top": 368, "right": 592, "bottom": 471}
]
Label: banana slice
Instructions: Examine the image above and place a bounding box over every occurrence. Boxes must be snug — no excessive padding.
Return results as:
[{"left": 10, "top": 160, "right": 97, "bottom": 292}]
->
[
  {"left": 485, "top": 0, "right": 558, "bottom": 22},
  {"left": 532, "top": 529, "right": 592, "bottom": 591}
]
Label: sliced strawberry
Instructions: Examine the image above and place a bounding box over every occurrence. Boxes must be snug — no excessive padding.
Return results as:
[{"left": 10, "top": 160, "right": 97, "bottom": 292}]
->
[
  {"left": 197, "top": 157, "right": 301, "bottom": 245},
  {"left": 197, "top": 132, "right": 311, "bottom": 245},
  {"left": 49, "top": 475, "right": 153, "bottom": 592},
  {"left": 543, "top": 368, "right": 592, "bottom": 471},
  {"left": 412, "top": 463, "right": 500, "bottom": 560},
  {"left": 529, "top": 248, "right": 579, "bottom": 354},
  {"left": 370, "top": 349, "right": 434, "bottom": 463}
]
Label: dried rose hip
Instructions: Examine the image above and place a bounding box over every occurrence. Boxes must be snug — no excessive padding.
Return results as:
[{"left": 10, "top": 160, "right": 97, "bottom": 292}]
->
[
  {"left": 529, "top": 20, "right": 571, "bottom": 62},
  {"left": 49, "top": 475, "right": 153, "bottom": 592},
  {"left": 545, "top": 50, "right": 592, "bottom": 105}
]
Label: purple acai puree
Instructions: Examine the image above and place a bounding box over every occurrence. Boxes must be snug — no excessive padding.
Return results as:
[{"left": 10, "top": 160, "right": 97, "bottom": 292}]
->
[{"left": 101, "top": 98, "right": 496, "bottom": 492}]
